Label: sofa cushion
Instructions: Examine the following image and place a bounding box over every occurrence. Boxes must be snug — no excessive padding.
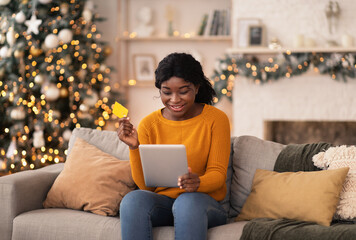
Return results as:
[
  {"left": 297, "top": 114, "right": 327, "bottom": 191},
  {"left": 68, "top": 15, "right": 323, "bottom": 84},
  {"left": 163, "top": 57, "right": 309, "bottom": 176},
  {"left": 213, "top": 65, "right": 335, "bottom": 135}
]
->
[
  {"left": 68, "top": 127, "right": 130, "bottom": 160},
  {"left": 313, "top": 145, "right": 356, "bottom": 220},
  {"left": 12, "top": 209, "right": 121, "bottom": 240},
  {"left": 13, "top": 209, "right": 247, "bottom": 240},
  {"left": 43, "top": 138, "right": 136, "bottom": 216},
  {"left": 236, "top": 168, "right": 349, "bottom": 226},
  {"left": 230, "top": 136, "right": 285, "bottom": 217}
]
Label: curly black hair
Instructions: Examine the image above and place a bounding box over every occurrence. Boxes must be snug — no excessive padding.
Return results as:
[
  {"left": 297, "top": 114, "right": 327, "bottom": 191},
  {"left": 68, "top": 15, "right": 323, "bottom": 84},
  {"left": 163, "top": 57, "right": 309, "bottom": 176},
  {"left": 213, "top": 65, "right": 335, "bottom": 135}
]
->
[{"left": 154, "top": 52, "right": 216, "bottom": 105}]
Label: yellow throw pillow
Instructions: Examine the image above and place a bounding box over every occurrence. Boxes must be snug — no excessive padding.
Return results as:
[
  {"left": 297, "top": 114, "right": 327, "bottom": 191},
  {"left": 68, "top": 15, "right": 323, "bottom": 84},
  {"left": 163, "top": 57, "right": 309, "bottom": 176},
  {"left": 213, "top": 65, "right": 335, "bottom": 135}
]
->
[
  {"left": 235, "top": 168, "right": 349, "bottom": 226},
  {"left": 43, "top": 137, "right": 136, "bottom": 216}
]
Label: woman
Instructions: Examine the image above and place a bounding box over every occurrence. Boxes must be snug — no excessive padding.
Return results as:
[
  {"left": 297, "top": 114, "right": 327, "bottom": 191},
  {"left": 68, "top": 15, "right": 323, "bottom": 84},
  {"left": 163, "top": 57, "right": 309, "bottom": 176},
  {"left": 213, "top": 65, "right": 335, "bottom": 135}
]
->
[{"left": 118, "top": 52, "right": 230, "bottom": 240}]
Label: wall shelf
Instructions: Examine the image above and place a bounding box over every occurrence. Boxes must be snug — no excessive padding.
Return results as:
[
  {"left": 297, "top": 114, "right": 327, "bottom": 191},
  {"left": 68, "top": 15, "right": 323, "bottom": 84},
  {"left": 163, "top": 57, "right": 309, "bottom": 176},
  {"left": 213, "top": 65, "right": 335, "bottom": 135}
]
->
[
  {"left": 226, "top": 47, "right": 356, "bottom": 54},
  {"left": 120, "top": 36, "right": 232, "bottom": 42}
]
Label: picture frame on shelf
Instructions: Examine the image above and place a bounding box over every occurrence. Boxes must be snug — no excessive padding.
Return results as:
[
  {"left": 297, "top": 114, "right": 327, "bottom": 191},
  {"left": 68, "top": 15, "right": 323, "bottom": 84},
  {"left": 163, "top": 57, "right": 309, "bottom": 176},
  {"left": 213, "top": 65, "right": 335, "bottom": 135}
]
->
[
  {"left": 236, "top": 18, "right": 261, "bottom": 48},
  {"left": 133, "top": 54, "right": 156, "bottom": 84},
  {"left": 248, "top": 24, "right": 265, "bottom": 47}
]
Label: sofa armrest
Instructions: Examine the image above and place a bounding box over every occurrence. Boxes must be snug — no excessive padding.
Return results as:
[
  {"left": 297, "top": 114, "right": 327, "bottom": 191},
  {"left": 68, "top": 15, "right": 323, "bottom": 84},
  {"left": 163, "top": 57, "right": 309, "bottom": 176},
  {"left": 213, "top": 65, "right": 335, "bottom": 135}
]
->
[{"left": 0, "top": 163, "right": 63, "bottom": 240}]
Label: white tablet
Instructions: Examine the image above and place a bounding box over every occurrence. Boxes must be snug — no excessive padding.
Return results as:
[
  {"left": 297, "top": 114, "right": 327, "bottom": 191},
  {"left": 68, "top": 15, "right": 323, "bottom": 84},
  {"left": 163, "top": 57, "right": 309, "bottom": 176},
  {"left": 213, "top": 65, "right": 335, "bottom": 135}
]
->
[{"left": 138, "top": 144, "right": 188, "bottom": 187}]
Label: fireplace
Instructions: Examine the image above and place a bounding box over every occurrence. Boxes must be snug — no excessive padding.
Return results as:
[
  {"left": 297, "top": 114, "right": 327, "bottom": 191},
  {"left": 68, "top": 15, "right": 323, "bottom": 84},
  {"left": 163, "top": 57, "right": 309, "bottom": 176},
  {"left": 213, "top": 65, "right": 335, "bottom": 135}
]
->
[
  {"left": 264, "top": 121, "right": 356, "bottom": 145},
  {"left": 232, "top": 72, "right": 356, "bottom": 142}
]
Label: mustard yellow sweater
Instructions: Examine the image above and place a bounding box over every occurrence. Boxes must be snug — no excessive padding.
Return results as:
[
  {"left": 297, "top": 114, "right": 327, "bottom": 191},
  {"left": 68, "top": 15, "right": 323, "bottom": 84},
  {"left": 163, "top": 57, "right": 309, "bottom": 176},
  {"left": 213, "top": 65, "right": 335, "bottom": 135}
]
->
[{"left": 129, "top": 104, "right": 231, "bottom": 201}]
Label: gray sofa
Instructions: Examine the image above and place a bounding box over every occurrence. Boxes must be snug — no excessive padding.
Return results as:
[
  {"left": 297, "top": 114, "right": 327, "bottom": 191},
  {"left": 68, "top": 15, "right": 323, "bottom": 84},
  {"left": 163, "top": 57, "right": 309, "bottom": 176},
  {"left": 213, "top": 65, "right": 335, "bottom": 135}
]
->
[{"left": 0, "top": 128, "right": 285, "bottom": 240}]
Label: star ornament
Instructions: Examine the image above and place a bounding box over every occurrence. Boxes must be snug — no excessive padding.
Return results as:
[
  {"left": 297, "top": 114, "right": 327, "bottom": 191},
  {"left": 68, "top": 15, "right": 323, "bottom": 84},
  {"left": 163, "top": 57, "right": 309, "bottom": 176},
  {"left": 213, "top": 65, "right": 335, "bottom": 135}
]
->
[{"left": 25, "top": 13, "right": 42, "bottom": 35}]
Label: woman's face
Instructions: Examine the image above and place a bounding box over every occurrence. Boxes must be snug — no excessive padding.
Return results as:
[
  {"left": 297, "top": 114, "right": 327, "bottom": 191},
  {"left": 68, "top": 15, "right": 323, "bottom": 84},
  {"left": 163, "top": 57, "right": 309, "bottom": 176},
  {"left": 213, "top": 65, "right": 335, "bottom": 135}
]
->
[{"left": 160, "top": 76, "right": 199, "bottom": 121}]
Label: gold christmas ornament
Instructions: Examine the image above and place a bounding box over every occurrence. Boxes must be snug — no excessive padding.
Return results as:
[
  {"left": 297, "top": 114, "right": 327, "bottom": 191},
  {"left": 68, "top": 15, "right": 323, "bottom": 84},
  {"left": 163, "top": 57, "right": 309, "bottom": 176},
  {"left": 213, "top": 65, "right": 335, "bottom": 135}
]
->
[
  {"left": 60, "top": 87, "right": 69, "bottom": 98},
  {"left": 44, "top": 84, "right": 60, "bottom": 101},
  {"left": 10, "top": 107, "right": 26, "bottom": 120},
  {"left": 14, "top": 49, "right": 24, "bottom": 58},
  {"left": 30, "top": 47, "right": 43, "bottom": 57},
  {"left": 104, "top": 46, "right": 113, "bottom": 56},
  {"left": 34, "top": 74, "right": 45, "bottom": 84}
]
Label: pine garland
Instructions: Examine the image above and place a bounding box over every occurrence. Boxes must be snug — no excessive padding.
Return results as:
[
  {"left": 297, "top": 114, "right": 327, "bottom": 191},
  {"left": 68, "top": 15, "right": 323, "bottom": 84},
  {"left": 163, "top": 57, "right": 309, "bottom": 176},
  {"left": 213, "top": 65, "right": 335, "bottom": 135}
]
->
[{"left": 212, "top": 52, "right": 356, "bottom": 103}]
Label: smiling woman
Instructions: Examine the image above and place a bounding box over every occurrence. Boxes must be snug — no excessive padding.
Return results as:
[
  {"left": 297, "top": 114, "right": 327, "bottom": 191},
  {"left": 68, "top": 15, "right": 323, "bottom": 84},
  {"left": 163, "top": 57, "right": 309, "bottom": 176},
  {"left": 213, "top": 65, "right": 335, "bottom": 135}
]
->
[
  {"left": 160, "top": 76, "right": 201, "bottom": 121},
  {"left": 117, "top": 52, "right": 231, "bottom": 240}
]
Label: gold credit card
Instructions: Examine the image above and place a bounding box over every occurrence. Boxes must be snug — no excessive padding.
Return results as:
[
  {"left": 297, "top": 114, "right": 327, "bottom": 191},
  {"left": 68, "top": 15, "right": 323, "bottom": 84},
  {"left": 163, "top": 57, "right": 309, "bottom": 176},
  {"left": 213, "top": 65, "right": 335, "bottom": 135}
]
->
[{"left": 112, "top": 102, "right": 128, "bottom": 118}]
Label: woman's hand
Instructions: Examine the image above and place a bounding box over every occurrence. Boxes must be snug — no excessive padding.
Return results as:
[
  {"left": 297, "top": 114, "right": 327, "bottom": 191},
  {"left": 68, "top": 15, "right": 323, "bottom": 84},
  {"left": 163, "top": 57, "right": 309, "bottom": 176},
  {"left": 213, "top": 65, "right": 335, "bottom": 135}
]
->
[
  {"left": 117, "top": 117, "right": 139, "bottom": 149},
  {"left": 178, "top": 167, "right": 200, "bottom": 192}
]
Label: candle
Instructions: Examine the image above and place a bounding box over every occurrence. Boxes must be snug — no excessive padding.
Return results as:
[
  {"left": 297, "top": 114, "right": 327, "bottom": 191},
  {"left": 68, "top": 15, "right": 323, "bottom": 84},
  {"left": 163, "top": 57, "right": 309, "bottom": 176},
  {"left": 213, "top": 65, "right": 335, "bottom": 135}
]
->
[
  {"left": 341, "top": 34, "right": 354, "bottom": 47},
  {"left": 293, "top": 34, "right": 304, "bottom": 48}
]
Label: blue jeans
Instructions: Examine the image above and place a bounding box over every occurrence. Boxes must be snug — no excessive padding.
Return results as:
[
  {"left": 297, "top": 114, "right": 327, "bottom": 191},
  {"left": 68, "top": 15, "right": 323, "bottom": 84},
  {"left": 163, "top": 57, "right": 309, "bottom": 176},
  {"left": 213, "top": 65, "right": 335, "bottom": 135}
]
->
[{"left": 120, "top": 190, "right": 227, "bottom": 240}]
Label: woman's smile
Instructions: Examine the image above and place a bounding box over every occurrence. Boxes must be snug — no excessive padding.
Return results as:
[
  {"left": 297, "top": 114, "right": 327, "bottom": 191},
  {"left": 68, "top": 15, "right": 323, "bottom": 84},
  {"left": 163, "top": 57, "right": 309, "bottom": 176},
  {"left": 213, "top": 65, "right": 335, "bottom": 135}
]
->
[{"left": 168, "top": 104, "right": 185, "bottom": 112}]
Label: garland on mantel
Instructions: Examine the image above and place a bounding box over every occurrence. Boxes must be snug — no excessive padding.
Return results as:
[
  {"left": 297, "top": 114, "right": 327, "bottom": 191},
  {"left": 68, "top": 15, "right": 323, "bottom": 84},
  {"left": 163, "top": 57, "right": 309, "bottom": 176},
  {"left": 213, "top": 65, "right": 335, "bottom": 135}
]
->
[{"left": 211, "top": 52, "right": 356, "bottom": 103}]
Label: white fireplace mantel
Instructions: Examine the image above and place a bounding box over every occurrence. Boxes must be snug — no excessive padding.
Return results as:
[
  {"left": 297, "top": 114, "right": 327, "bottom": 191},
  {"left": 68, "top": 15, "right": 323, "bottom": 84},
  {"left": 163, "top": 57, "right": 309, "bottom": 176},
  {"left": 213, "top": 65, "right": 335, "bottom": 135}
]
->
[{"left": 232, "top": 68, "right": 356, "bottom": 138}]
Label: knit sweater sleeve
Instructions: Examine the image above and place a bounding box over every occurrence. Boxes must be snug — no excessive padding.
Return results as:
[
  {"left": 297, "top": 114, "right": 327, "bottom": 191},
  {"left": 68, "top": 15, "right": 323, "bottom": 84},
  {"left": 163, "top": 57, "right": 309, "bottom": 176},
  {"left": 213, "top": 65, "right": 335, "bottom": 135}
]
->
[
  {"left": 129, "top": 120, "right": 155, "bottom": 191},
  {"left": 197, "top": 111, "right": 231, "bottom": 194}
]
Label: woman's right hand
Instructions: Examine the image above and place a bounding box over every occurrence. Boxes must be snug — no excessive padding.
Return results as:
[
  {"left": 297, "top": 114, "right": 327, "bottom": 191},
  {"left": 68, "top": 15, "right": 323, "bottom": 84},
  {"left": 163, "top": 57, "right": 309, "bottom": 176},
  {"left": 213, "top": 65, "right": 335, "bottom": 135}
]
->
[{"left": 117, "top": 117, "right": 139, "bottom": 150}]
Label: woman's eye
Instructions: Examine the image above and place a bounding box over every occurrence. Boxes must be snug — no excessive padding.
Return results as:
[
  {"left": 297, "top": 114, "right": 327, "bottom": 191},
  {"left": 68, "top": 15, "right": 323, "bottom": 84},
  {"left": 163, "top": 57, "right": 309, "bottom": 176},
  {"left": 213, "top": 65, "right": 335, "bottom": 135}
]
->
[
  {"left": 162, "top": 92, "right": 171, "bottom": 95},
  {"left": 180, "top": 91, "right": 188, "bottom": 95}
]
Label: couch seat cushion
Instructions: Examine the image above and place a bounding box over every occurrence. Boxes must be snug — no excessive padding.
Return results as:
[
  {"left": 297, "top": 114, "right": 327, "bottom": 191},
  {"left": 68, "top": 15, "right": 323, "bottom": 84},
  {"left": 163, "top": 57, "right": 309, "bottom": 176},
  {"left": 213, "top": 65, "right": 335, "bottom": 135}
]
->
[
  {"left": 12, "top": 209, "right": 121, "bottom": 240},
  {"left": 12, "top": 209, "right": 247, "bottom": 240}
]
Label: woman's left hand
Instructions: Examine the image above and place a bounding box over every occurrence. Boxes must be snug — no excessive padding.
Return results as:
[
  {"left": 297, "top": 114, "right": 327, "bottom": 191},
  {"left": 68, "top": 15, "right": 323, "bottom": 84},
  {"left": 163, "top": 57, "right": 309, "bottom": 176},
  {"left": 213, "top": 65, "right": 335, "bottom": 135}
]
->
[{"left": 178, "top": 167, "right": 200, "bottom": 192}]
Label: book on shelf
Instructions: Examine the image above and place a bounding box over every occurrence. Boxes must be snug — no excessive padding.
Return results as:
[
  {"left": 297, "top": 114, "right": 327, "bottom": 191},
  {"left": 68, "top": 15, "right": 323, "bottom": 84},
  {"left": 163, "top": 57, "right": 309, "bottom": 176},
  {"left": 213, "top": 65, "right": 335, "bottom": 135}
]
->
[
  {"left": 199, "top": 9, "right": 230, "bottom": 37},
  {"left": 198, "top": 14, "right": 209, "bottom": 35}
]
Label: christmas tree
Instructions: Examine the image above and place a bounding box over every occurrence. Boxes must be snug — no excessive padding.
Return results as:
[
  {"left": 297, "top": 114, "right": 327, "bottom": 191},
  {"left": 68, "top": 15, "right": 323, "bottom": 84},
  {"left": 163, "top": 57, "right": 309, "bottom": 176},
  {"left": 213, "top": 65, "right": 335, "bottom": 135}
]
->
[{"left": 0, "top": 0, "right": 120, "bottom": 174}]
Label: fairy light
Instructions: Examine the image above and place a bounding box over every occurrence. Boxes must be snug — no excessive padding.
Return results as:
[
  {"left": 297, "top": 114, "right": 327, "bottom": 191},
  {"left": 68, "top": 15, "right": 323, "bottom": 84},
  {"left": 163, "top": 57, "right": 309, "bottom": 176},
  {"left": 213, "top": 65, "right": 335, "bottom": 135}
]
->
[
  {"left": 22, "top": 159, "right": 27, "bottom": 167},
  {"left": 129, "top": 32, "right": 137, "bottom": 38},
  {"left": 128, "top": 79, "right": 136, "bottom": 86}
]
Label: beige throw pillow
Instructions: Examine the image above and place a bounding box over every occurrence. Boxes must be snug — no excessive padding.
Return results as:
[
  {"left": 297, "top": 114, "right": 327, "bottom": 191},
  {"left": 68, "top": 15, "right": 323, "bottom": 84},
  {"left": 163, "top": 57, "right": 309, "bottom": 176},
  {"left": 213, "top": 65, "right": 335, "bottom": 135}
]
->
[
  {"left": 43, "top": 137, "right": 136, "bottom": 216},
  {"left": 235, "top": 168, "right": 349, "bottom": 226},
  {"left": 313, "top": 145, "right": 356, "bottom": 220}
]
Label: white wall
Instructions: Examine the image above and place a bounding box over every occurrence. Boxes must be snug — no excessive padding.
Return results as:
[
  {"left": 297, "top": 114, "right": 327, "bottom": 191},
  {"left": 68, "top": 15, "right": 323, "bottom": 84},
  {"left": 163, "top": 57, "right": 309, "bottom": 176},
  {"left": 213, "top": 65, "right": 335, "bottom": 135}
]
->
[
  {"left": 232, "top": 0, "right": 356, "bottom": 48},
  {"left": 232, "top": 0, "right": 356, "bottom": 138}
]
